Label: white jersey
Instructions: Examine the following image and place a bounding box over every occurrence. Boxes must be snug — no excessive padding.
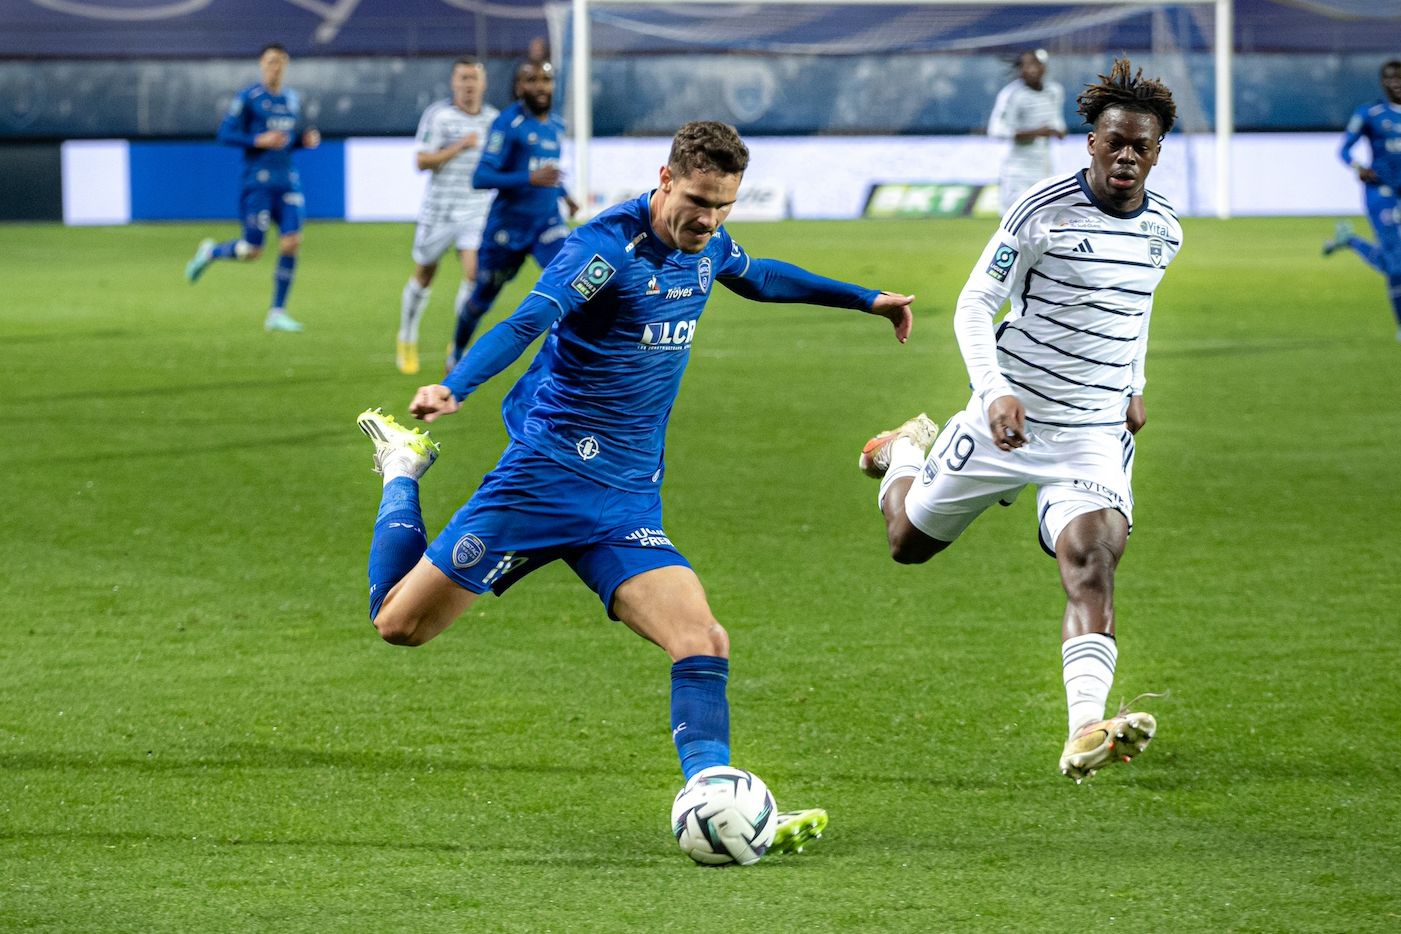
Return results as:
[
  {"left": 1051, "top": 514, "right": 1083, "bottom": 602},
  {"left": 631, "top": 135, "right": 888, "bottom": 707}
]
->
[
  {"left": 415, "top": 99, "right": 498, "bottom": 225},
  {"left": 954, "top": 170, "right": 1183, "bottom": 428},
  {"left": 988, "top": 79, "right": 1066, "bottom": 182}
]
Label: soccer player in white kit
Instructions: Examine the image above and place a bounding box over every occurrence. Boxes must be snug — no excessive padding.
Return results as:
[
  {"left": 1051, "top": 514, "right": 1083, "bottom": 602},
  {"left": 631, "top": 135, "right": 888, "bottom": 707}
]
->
[
  {"left": 397, "top": 57, "right": 499, "bottom": 375},
  {"left": 988, "top": 50, "right": 1067, "bottom": 211},
  {"left": 860, "top": 58, "right": 1181, "bottom": 783}
]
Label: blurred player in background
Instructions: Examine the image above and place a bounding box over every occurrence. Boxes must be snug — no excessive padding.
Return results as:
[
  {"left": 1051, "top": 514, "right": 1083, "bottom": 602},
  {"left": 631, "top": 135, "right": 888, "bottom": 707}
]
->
[
  {"left": 185, "top": 43, "right": 320, "bottom": 333},
  {"left": 988, "top": 49, "right": 1067, "bottom": 211},
  {"left": 1322, "top": 59, "right": 1401, "bottom": 341},
  {"left": 396, "top": 57, "right": 499, "bottom": 375},
  {"left": 860, "top": 58, "right": 1179, "bottom": 784},
  {"left": 356, "top": 121, "right": 916, "bottom": 855},
  {"left": 447, "top": 60, "right": 579, "bottom": 369}
]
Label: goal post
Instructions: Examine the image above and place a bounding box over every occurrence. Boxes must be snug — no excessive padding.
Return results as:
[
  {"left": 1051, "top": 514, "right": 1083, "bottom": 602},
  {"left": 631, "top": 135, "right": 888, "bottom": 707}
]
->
[{"left": 554, "top": 0, "right": 1233, "bottom": 219}]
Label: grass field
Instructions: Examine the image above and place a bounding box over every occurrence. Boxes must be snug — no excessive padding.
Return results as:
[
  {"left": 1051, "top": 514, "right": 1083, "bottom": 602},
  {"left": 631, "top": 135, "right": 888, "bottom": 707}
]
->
[{"left": 2, "top": 215, "right": 1399, "bottom": 932}]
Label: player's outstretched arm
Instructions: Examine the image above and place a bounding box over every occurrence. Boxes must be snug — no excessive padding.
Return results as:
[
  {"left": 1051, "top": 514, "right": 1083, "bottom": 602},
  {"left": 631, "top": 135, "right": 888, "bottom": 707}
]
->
[
  {"left": 410, "top": 385, "right": 461, "bottom": 423},
  {"left": 720, "top": 258, "right": 914, "bottom": 341}
]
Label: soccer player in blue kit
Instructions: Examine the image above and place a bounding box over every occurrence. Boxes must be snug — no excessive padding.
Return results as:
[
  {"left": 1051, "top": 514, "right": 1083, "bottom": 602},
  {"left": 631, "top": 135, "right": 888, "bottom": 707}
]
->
[
  {"left": 185, "top": 43, "right": 320, "bottom": 333},
  {"left": 356, "top": 121, "right": 915, "bottom": 860},
  {"left": 447, "top": 60, "right": 579, "bottom": 368},
  {"left": 1323, "top": 59, "right": 1401, "bottom": 340}
]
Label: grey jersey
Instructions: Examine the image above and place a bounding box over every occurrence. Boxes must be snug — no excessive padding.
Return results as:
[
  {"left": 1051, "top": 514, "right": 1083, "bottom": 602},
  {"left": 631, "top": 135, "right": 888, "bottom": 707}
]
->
[{"left": 415, "top": 100, "right": 498, "bottom": 225}]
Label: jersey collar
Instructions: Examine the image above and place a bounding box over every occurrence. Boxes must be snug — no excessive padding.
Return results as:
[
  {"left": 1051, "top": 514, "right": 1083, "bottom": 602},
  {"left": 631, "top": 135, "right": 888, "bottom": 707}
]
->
[{"left": 1075, "top": 168, "right": 1150, "bottom": 219}]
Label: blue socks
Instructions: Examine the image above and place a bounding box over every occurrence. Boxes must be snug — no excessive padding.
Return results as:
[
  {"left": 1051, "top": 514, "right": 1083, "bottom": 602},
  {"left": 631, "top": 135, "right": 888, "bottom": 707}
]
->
[
  {"left": 212, "top": 239, "right": 240, "bottom": 259},
  {"left": 368, "top": 477, "right": 427, "bottom": 620},
  {"left": 1389, "top": 273, "right": 1401, "bottom": 329},
  {"left": 671, "top": 655, "right": 731, "bottom": 780},
  {"left": 272, "top": 254, "right": 296, "bottom": 310}
]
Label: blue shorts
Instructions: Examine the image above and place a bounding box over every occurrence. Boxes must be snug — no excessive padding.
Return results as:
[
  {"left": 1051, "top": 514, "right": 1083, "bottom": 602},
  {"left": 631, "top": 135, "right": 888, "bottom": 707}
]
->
[
  {"left": 1365, "top": 184, "right": 1401, "bottom": 272},
  {"left": 240, "top": 185, "right": 305, "bottom": 247},
  {"left": 477, "top": 216, "right": 570, "bottom": 288},
  {"left": 423, "top": 443, "right": 689, "bottom": 617}
]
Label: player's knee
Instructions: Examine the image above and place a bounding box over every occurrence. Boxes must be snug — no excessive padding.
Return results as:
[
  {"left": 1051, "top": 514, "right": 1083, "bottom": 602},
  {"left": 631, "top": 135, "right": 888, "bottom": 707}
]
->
[
  {"left": 372, "top": 607, "right": 428, "bottom": 647},
  {"left": 1061, "top": 540, "right": 1119, "bottom": 596},
  {"left": 889, "top": 528, "right": 938, "bottom": 565},
  {"left": 279, "top": 235, "right": 300, "bottom": 255},
  {"left": 672, "top": 616, "right": 728, "bottom": 659}
]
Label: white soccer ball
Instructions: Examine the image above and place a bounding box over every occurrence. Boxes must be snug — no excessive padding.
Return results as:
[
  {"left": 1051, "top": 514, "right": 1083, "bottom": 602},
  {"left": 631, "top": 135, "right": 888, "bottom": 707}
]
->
[{"left": 670, "top": 765, "right": 777, "bottom": 866}]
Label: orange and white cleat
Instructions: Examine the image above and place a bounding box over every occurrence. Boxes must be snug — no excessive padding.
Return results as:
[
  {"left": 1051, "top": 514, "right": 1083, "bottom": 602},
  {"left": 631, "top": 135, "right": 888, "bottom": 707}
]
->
[
  {"left": 1059, "top": 710, "right": 1157, "bottom": 783},
  {"left": 858, "top": 413, "right": 938, "bottom": 478}
]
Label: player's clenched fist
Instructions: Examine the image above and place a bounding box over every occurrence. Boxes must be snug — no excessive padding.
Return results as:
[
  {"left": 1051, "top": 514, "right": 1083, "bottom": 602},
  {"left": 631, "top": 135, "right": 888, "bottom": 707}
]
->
[{"left": 410, "top": 384, "right": 460, "bottom": 422}]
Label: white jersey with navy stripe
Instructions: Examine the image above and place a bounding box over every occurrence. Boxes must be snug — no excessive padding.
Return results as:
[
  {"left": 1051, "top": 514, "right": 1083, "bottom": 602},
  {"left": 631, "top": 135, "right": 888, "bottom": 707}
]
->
[
  {"left": 954, "top": 169, "right": 1183, "bottom": 428},
  {"left": 415, "top": 100, "right": 498, "bottom": 225}
]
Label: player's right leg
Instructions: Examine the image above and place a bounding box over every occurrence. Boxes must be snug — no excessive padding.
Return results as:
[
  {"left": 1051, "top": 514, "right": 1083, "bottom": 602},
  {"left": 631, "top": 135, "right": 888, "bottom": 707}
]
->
[
  {"left": 402, "top": 222, "right": 454, "bottom": 374},
  {"left": 858, "top": 412, "right": 946, "bottom": 563},
  {"left": 357, "top": 406, "right": 472, "bottom": 645}
]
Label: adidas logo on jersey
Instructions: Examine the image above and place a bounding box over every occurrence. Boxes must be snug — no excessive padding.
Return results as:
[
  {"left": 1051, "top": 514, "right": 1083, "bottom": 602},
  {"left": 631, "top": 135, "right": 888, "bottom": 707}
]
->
[{"left": 1072, "top": 238, "right": 1095, "bottom": 254}]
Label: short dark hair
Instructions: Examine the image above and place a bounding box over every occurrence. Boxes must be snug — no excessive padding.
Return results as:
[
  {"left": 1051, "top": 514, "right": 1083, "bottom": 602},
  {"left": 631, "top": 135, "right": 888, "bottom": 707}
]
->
[
  {"left": 1077, "top": 56, "right": 1177, "bottom": 138},
  {"left": 260, "top": 43, "right": 288, "bottom": 58},
  {"left": 667, "top": 121, "right": 749, "bottom": 176},
  {"left": 452, "top": 56, "right": 481, "bottom": 71},
  {"left": 1382, "top": 60, "right": 1401, "bottom": 75}
]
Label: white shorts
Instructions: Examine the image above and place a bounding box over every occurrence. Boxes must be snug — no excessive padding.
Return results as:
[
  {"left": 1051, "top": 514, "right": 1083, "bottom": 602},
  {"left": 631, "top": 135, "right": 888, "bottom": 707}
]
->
[
  {"left": 903, "top": 398, "right": 1136, "bottom": 556},
  {"left": 411, "top": 215, "right": 487, "bottom": 266}
]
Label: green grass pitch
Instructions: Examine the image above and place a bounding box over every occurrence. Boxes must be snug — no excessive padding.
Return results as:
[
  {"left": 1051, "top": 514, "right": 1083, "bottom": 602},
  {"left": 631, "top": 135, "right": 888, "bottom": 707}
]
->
[{"left": 1, "top": 215, "right": 1398, "bottom": 932}]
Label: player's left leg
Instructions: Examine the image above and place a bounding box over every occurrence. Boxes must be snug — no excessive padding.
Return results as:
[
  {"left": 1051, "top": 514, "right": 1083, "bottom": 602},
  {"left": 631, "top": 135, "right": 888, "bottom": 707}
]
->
[
  {"left": 187, "top": 189, "right": 267, "bottom": 282},
  {"left": 264, "top": 191, "right": 306, "bottom": 332},
  {"left": 451, "top": 237, "right": 525, "bottom": 368},
  {"left": 1370, "top": 189, "right": 1401, "bottom": 337}
]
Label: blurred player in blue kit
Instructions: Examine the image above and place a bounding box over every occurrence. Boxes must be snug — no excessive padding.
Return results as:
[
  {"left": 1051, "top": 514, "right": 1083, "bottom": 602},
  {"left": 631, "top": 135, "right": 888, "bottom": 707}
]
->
[
  {"left": 447, "top": 60, "right": 579, "bottom": 368},
  {"left": 357, "top": 121, "right": 916, "bottom": 857},
  {"left": 1323, "top": 59, "right": 1401, "bottom": 340},
  {"left": 185, "top": 43, "right": 320, "bottom": 333}
]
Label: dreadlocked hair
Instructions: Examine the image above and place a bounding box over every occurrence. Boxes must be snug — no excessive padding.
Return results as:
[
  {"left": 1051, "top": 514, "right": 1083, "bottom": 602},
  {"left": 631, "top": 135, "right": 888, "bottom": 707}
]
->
[{"left": 1076, "top": 57, "right": 1177, "bottom": 138}]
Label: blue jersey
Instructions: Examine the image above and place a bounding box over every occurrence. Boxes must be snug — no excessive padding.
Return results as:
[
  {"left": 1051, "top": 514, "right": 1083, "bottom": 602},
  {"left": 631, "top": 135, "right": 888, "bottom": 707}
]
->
[
  {"left": 1341, "top": 99, "right": 1401, "bottom": 191},
  {"left": 474, "top": 102, "right": 567, "bottom": 233},
  {"left": 444, "top": 192, "right": 879, "bottom": 492},
  {"left": 217, "top": 82, "right": 306, "bottom": 191}
]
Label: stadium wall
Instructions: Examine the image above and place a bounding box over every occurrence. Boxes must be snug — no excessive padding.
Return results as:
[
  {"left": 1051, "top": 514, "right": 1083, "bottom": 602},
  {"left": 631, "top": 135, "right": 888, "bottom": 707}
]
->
[
  {"left": 1, "top": 53, "right": 1394, "bottom": 141},
  {"left": 61, "top": 134, "right": 1361, "bottom": 225}
]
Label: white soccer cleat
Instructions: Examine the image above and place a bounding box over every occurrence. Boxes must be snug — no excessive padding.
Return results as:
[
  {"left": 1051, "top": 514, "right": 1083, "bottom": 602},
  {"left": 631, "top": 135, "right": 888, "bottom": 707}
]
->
[
  {"left": 768, "top": 808, "right": 828, "bottom": 856},
  {"left": 264, "top": 308, "right": 304, "bottom": 333},
  {"left": 356, "top": 406, "right": 440, "bottom": 479},
  {"left": 858, "top": 413, "right": 938, "bottom": 478},
  {"left": 1322, "top": 220, "right": 1353, "bottom": 257},
  {"left": 185, "top": 238, "right": 216, "bottom": 283},
  {"left": 1059, "top": 710, "right": 1157, "bottom": 784}
]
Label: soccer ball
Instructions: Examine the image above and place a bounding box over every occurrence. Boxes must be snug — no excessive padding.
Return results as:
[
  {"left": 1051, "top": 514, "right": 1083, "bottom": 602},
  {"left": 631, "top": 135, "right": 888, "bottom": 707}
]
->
[{"left": 670, "top": 765, "right": 777, "bottom": 866}]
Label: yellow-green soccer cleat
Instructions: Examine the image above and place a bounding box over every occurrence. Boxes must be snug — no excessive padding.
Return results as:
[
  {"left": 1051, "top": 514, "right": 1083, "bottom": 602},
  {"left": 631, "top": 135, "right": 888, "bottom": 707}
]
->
[
  {"left": 185, "top": 238, "right": 216, "bottom": 283},
  {"left": 768, "top": 808, "right": 828, "bottom": 856},
  {"left": 858, "top": 413, "right": 939, "bottom": 478},
  {"left": 356, "top": 407, "right": 440, "bottom": 480},
  {"left": 1059, "top": 710, "right": 1157, "bottom": 784},
  {"left": 396, "top": 339, "right": 420, "bottom": 375}
]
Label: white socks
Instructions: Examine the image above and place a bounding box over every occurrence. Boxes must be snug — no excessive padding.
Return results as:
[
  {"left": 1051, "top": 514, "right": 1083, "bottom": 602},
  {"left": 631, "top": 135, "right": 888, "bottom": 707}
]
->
[
  {"left": 1062, "top": 632, "right": 1117, "bottom": 736},
  {"left": 876, "top": 436, "right": 926, "bottom": 511},
  {"left": 400, "top": 279, "right": 431, "bottom": 343}
]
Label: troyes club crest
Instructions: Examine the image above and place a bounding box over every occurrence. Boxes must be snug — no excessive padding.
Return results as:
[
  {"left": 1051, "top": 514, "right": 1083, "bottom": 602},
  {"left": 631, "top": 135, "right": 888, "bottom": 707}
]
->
[{"left": 698, "top": 257, "right": 711, "bottom": 293}]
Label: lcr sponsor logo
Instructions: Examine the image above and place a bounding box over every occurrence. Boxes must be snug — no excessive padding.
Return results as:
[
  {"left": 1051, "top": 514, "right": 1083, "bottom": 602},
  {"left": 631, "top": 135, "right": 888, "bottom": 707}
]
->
[{"left": 639, "top": 319, "right": 698, "bottom": 351}]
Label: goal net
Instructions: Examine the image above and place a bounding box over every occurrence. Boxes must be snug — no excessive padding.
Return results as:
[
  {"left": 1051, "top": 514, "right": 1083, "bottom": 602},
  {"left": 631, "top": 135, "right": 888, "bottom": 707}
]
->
[{"left": 546, "top": 0, "right": 1231, "bottom": 219}]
